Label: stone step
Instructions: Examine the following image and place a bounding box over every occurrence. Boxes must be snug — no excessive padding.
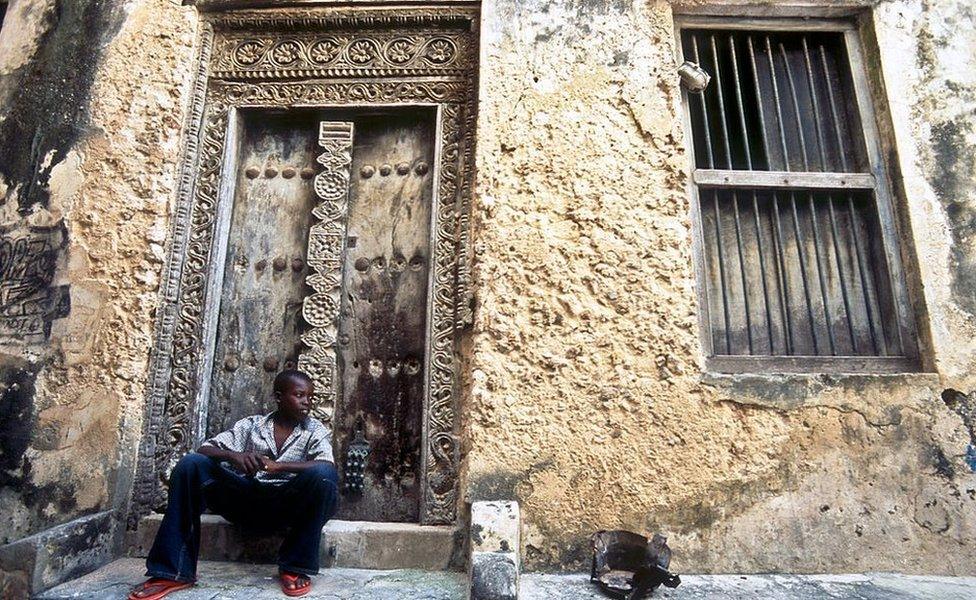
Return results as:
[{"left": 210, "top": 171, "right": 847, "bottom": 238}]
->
[
  {"left": 36, "top": 558, "right": 466, "bottom": 600},
  {"left": 127, "top": 514, "right": 463, "bottom": 572}
]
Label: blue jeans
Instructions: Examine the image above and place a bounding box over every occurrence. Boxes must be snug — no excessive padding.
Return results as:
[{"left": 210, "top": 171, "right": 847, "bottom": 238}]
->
[{"left": 145, "top": 452, "right": 339, "bottom": 582}]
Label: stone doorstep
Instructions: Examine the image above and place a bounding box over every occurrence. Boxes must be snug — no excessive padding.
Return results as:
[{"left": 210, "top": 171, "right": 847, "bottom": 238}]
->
[{"left": 127, "top": 514, "right": 464, "bottom": 572}]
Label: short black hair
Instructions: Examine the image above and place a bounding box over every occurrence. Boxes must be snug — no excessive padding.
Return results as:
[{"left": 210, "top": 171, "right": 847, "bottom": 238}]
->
[{"left": 273, "top": 369, "right": 313, "bottom": 394}]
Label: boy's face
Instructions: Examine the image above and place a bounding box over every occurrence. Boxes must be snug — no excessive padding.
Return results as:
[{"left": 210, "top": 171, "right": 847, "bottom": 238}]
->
[{"left": 276, "top": 377, "right": 313, "bottom": 421}]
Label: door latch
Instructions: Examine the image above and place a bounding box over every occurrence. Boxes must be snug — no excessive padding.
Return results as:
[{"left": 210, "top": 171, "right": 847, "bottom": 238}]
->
[{"left": 343, "top": 423, "right": 370, "bottom": 495}]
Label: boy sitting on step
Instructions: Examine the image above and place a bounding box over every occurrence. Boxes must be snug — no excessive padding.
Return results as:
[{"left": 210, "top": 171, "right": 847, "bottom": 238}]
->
[{"left": 129, "top": 369, "right": 338, "bottom": 599}]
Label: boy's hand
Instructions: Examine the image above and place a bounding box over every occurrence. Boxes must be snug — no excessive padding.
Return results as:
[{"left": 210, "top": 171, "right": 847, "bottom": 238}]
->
[
  {"left": 230, "top": 451, "right": 264, "bottom": 476},
  {"left": 260, "top": 455, "right": 279, "bottom": 473}
]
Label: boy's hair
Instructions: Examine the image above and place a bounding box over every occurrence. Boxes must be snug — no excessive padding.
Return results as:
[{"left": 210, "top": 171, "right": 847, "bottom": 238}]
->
[{"left": 273, "top": 369, "right": 313, "bottom": 395}]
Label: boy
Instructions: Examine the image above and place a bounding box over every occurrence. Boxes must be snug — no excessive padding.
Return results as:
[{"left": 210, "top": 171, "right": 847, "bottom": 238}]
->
[{"left": 129, "top": 370, "right": 338, "bottom": 599}]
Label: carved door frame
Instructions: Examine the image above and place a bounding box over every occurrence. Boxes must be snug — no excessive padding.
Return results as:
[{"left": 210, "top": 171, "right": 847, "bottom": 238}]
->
[{"left": 131, "top": 4, "right": 478, "bottom": 526}]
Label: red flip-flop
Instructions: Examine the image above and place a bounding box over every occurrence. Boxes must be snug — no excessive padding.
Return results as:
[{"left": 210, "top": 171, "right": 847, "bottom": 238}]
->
[
  {"left": 279, "top": 571, "right": 311, "bottom": 597},
  {"left": 128, "top": 578, "right": 193, "bottom": 600}
]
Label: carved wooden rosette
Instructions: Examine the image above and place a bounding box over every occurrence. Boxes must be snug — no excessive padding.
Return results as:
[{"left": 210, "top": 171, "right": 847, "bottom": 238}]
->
[
  {"left": 298, "top": 122, "right": 354, "bottom": 421},
  {"left": 133, "top": 6, "right": 478, "bottom": 526}
]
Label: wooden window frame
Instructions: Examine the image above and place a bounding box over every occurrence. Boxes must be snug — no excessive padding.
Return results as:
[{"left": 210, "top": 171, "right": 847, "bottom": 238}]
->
[{"left": 675, "top": 15, "right": 921, "bottom": 374}]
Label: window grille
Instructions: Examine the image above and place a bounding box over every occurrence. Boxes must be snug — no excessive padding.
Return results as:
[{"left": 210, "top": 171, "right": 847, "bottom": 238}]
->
[{"left": 678, "top": 20, "right": 919, "bottom": 372}]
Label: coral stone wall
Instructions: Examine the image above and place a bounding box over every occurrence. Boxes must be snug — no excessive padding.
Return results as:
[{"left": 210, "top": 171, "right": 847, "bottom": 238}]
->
[
  {"left": 465, "top": 0, "right": 976, "bottom": 573},
  {"left": 0, "top": 0, "right": 196, "bottom": 552}
]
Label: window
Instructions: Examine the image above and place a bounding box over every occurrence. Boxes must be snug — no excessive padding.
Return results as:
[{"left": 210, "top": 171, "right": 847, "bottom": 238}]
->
[{"left": 677, "top": 17, "right": 919, "bottom": 373}]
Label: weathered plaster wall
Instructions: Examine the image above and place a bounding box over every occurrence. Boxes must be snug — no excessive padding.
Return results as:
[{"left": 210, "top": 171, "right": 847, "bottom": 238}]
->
[
  {"left": 0, "top": 0, "right": 197, "bottom": 593},
  {"left": 466, "top": 0, "right": 976, "bottom": 574}
]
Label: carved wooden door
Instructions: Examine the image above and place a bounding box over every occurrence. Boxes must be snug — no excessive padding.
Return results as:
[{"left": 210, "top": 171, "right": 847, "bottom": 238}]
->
[
  {"left": 208, "top": 113, "right": 318, "bottom": 435},
  {"left": 332, "top": 111, "right": 435, "bottom": 522},
  {"left": 208, "top": 110, "right": 434, "bottom": 523}
]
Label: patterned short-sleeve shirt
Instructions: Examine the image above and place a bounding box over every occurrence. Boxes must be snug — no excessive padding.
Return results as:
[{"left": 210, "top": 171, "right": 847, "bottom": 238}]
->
[{"left": 201, "top": 412, "right": 333, "bottom": 484}]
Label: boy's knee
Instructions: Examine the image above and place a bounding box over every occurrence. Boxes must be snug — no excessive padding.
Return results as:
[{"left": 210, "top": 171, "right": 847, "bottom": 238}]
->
[
  {"left": 308, "top": 462, "right": 338, "bottom": 484},
  {"left": 300, "top": 463, "right": 338, "bottom": 494},
  {"left": 173, "top": 452, "right": 212, "bottom": 475}
]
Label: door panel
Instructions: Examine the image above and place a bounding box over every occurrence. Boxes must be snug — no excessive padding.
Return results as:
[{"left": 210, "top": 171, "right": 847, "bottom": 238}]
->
[
  {"left": 334, "top": 111, "right": 436, "bottom": 522},
  {"left": 208, "top": 114, "right": 317, "bottom": 436},
  {"left": 207, "top": 109, "right": 434, "bottom": 523}
]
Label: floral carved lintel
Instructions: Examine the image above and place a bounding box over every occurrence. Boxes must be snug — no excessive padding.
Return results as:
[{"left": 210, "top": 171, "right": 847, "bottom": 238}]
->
[{"left": 213, "top": 31, "right": 472, "bottom": 79}]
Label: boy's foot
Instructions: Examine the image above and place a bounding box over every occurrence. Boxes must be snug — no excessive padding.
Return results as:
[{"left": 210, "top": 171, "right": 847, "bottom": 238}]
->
[
  {"left": 128, "top": 578, "right": 193, "bottom": 600},
  {"left": 279, "top": 571, "right": 311, "bottom": 597}
]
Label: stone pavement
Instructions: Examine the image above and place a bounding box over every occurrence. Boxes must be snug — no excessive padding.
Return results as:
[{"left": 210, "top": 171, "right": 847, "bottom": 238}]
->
[
  {"left": 521, "top": 573, "right": 976, "bottom": 600},
  {"left": 36, "top": 559, "right": 466, "bottom": 599},
  {"left": 37, "top": 558, "right": 976, "bottom": 599}
]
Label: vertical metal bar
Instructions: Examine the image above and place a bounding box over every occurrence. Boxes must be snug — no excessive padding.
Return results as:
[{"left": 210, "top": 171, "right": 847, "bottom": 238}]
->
[
  {"left": 820, "top": 45, "right": 849, "bottom": 171},
  {"left": 729, "top": 35, "right": 753, "bottom": 169},
  {"left": 712, "top": 190, "right": 733, "bottom": 354},
  {"left": 691, "top": 35, "right": 716, "bottom": 169},
  {"left": 806, "top": 196, "right": 837, "bottom": 354},
  {"left": 769, "top": 191, "right": 795, "bottom": 354},
  {"left": 846, "top": 193, "right": 883, "bottom": 354},
  {"left": 781, "top": 42, "right": 834, "bottom": 353},
  {"left": 779, "top": 42, "right": 810, "bottom": 171},
  {"left": 730, "top": 34, "right": 773, "bottom": 353},
  {"left": 826, "top": 196, "right": 859, "bottom": 352},
  {"left": 751, "top": 196, "right": 774, "bottom": 353},
  {"left": 710, "top": 34, "right": 734, "bottom": 169},
  {"left": 822, "top": 45, "right": 881, "bottom": 354},
  {"left": 731, "top": 190, "right": 754, "bottom": 353},
  {"left": 789, "top": 191, "right": 820, "bottom": 354},
  {"left": 802, "top": 37, "right": 830, "bottom": 170},
  {"left": 747, "top": 35, "right": 775, "bottom": 169},
  {"left": 765, "top": 36, "right": 791, "bottom": 171}
]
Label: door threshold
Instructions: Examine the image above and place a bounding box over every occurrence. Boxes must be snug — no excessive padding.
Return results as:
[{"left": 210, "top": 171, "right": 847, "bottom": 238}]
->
[{"left": 129, "top": 513, "right": 463, "bottom": 571}]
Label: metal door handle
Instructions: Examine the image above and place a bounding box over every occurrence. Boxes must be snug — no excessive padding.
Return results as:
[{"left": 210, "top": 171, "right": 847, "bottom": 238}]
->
[{"left": 343, "top": 424, "right": 370, "bottom": 495}]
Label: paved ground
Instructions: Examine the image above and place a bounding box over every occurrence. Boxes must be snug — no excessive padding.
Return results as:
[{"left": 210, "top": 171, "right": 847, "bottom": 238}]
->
[
  {"left": 38, "top": 558, "right": 976, "bottom": 599},
  {"left": 37, "top": 559, "right": 466, "bottom": 599},
  {"left": 521, "top": 573, "right": 976, "bottom": 599}
]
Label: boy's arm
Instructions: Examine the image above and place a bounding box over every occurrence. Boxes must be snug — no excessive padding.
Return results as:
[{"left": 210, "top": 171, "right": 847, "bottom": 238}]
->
[
  {"left": 260, "top": 457, "right": 334, "bottom": 474},
  {"left": 197, "top": 416, "right": 265, "bottom": 476},
  {"left": 198, "top": 445, "right": 265, "bottom": 476}
]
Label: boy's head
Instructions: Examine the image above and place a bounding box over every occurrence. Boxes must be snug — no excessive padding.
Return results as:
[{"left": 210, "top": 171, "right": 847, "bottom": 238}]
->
[{"left": 273, "top": 370, "right": 314, "bottom": 421}]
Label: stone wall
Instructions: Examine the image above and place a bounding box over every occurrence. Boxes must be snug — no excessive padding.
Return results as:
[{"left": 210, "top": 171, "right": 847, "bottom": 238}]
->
[
  {"left": 0, "top": 0, "right": 197, "bottom": 594},
  {"left": 465, "top": 0, "right": 976, "bottom": 574}
]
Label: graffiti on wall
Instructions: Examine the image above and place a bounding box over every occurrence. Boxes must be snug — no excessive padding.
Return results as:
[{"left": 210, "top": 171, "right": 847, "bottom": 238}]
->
[{"left": 0, "top": 224, "right": 70, "bottom": 344}]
